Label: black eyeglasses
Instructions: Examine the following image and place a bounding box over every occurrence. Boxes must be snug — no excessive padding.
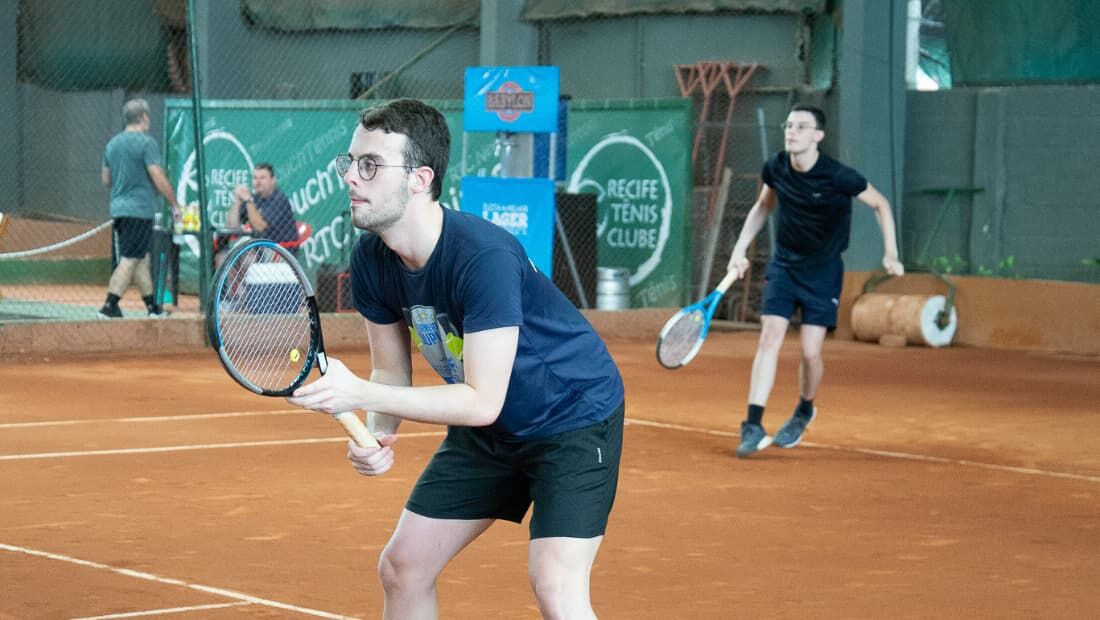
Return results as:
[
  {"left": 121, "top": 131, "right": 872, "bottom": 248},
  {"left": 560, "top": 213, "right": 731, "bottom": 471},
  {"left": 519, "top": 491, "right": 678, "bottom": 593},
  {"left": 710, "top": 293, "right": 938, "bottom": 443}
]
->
[{"left": 334, "top": 153, "right": 413, "bottom": 181}]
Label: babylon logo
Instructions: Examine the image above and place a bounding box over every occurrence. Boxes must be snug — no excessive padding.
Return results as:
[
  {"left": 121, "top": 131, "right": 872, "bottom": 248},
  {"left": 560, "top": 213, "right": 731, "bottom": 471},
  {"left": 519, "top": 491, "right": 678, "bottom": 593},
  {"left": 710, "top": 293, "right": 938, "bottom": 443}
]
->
[{"left": 485, "top": 81, "right": 534, "bottom": 123}]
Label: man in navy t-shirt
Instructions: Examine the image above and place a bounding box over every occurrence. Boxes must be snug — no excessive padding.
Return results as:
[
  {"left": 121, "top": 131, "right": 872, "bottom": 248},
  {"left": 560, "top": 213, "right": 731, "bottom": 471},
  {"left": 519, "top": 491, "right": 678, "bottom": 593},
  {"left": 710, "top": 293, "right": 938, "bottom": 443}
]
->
[
  {"left": 288, "top": 99, "right": 625, "bottom": 617},
  {"left": 226, "top": 163, "right": 299, "bottom": 246},
  {"left": 725, "top": 104, "right": 904, "bottom": 457}
]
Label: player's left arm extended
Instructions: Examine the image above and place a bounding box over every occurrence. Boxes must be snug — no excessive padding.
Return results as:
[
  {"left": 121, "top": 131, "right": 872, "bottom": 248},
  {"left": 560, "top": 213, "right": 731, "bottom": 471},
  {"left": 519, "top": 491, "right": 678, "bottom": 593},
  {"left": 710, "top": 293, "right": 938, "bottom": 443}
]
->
[
  {"left": 858, "top": 183, "right": 904, "bottom": 275},
  {"left": 291, "top": 323, "right": 519, "bottom": 429}
]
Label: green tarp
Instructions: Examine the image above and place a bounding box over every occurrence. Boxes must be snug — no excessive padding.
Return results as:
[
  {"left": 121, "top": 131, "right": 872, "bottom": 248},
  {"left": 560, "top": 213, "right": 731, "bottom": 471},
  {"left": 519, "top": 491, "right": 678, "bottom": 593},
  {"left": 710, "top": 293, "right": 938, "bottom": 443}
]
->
[
  {"left": 18, "top": 0, "right": 175, "bottom": 90},
  {"left": 944, "top": 0, "right": 1100, "bottom": 85},
  {"left": 242, "top": 0, "right": 479, "bottom": 31},
  {"left": 521, "top": 0, "right": 826, "bottom": 20}
]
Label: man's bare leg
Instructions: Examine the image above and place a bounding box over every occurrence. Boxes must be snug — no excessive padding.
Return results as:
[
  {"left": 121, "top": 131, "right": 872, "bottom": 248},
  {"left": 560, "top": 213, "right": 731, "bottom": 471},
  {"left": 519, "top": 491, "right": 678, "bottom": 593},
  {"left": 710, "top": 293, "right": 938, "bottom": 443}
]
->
[{"left": 378, "top": 510, "right": 493, "bottom": 620}]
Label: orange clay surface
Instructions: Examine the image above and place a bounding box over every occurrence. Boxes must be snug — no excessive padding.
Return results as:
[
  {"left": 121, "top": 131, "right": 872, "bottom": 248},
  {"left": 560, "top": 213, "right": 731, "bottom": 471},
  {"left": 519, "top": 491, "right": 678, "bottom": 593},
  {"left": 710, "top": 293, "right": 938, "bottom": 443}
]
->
[{"left": 1, "top": 333, "right": 1098, "bottom": 619}]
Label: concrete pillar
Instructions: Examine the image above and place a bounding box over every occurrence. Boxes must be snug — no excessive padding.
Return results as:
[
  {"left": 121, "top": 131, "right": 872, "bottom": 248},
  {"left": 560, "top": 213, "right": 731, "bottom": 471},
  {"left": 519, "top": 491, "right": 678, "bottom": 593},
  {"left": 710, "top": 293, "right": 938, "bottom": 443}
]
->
[
  {"left": 837, "top": 0, "right": 908, "bottom": 269},
  {"left": 479, "top": 0, "right": 539, "bottom": 66},
  {"left": 969, "top": 89, "right": 1007, "bottom": 271}
]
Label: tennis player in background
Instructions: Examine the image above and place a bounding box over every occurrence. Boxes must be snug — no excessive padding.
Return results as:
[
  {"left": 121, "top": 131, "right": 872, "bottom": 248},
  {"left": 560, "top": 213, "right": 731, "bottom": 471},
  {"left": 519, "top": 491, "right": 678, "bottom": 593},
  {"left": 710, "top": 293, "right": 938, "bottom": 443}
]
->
[
  {"left": 98, "top": 98, "right": 180, "bottom": 318},
  {"left": 288, "top": 99, "right": 625, "bottom": 619},
  {"left": 725, "top": 103, "right": 904, "bottom": 457}
]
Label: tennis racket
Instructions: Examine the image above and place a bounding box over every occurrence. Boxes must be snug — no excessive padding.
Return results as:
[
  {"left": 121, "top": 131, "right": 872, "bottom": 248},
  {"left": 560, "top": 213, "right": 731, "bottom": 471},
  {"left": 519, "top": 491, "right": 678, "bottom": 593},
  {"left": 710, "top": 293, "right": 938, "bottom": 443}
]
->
[
  {"left": 656, "top": 270, "right": 739, "bottom": 369},
  {"left": 207, "top": 239, "right": 379, "bottom": 448}
]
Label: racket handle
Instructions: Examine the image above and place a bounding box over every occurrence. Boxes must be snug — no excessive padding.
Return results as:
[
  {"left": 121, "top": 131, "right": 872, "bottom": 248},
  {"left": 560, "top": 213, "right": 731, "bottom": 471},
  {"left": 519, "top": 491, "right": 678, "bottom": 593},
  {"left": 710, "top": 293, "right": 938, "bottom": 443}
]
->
[
  {"left": 716, "top": 269, "right": 739, "bottom": 294},
  {"left": 333, "top": 411, "right": 381, "bottom": 448}
]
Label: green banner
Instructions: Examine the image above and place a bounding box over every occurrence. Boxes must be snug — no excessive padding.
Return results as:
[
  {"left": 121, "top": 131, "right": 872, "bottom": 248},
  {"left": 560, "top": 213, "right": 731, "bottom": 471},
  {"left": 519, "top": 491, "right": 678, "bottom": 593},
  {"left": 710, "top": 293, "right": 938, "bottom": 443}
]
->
[
  {"left": 566, "top": 99, "right": 692, "bottom": 307},
  {"left": 164, "top": 99, "right": 470, "bottom": 292},
  {"left": 164, "top": 98, "right": 691, "bottom": 307}
]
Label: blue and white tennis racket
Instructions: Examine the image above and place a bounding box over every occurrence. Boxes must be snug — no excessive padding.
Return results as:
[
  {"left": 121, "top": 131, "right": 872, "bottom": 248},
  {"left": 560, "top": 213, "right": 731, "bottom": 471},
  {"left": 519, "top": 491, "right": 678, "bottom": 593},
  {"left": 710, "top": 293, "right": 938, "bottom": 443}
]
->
[{"left": 656, "top": 270, "right": 739, "bottom": 369}]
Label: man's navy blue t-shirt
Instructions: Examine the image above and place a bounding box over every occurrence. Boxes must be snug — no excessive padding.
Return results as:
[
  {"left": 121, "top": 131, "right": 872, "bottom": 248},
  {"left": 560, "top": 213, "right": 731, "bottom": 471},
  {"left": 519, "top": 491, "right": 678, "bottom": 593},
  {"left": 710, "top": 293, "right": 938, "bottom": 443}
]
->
[
  {"left": 350, "top": 207, "right": 625, "bottom": 441},
  {"left": 762, "top": 151, "right": 868, "bottom": 268},
  {"left": 238, "top": 189, "right": 298, "bottom": 244}
]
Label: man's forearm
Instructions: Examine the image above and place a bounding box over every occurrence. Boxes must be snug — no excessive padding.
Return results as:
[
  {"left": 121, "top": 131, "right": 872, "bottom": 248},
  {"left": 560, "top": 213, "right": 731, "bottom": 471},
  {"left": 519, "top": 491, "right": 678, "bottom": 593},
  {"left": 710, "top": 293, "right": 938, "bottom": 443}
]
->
[
  {"left": 149, "top": 168, "right": 178, "bottom": 207},
  {"left": 732, "top": 203, "right": 769, "bottom": 255},
  {"left": 367, "top": 411, "right": 401, "bottom": 436},
  {"left": 226, "top": 199, "right": 242, "bottom": 227},
  {"left": 367, "top": 368, "right": 411, "bottom": 435},
  {"left": 875, "top": 206, "right": 900, "bottom": 259},
  {"left": 244, "top": 201, "right": 268, "bottom": 231}
]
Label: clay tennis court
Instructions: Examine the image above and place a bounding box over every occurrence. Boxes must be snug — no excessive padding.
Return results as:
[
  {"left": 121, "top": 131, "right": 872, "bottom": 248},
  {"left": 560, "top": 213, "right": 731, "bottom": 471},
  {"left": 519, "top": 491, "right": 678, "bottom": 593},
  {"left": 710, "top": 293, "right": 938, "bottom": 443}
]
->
[{"left": 2, "top": 323, "right": 1097, "bottom": 619}]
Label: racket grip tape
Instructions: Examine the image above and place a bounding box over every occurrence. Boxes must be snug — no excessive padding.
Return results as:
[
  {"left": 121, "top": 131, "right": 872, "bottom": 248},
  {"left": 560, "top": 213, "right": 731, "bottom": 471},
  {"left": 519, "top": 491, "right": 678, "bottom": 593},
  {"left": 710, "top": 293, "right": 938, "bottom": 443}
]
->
[
  {"left": 716, "top": 269, "right": 739, "bottom": 294},
  {"left": 332, "top": 411, "right": 381, "bottom": 448}
]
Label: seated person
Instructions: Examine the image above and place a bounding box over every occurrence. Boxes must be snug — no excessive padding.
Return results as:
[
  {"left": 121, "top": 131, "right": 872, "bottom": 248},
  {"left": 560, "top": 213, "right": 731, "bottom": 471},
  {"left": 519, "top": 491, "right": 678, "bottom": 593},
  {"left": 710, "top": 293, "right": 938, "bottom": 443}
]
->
[{"left": 216, "top": 162, "right": 299, "bottom": 267}]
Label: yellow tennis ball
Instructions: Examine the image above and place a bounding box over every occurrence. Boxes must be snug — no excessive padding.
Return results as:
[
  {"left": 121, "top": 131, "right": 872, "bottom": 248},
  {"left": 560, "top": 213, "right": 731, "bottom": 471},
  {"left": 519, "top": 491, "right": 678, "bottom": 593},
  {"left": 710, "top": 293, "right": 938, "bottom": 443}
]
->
[{"left": 289, "top": 348, "right": 301, "bottom": 363}]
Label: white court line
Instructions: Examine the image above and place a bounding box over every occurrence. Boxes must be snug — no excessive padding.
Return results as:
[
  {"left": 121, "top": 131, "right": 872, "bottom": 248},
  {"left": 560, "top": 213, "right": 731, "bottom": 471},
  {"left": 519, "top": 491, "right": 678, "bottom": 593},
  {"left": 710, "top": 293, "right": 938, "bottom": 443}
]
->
[
  {"left": 626, "top": 418, "right": 1100, "bottom": 484},
  {"left": 0, "top": 432, "right": 446, "bottom": 461},
  {"left": 1, "top": 410, "right": 1094, "bottom": 483},
  {"left": 71, "top": 601, "right": 249, "bottom": 619},
  {"left": 0, "top": 543, "right": 358, "bottom": 619},
  {"left": 0, "top": 410, "right": 305, "bottom": 429},
  {"left": 0, "top": 438, "right": 346, "bottom": 461}
]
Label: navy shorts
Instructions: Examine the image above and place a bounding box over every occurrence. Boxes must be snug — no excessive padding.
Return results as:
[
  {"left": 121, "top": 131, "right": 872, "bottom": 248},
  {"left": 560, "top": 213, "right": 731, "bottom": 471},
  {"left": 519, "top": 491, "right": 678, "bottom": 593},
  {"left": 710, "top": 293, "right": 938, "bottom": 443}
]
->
[
  {"left": 760, "top": 258, "right": 844, "bottom": 328},
  {"left": 406, "top": 403, "right": 624, "bottom": 540},
  {"left": 113, "top": 217, "right": 154, "bottom": 259}
]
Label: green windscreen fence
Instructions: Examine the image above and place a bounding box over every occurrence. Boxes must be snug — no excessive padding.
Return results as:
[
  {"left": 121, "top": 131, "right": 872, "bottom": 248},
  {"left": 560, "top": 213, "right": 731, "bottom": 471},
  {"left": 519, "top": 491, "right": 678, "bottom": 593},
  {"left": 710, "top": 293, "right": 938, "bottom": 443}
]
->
[
  {"left": 943, "top": 0, "right": 1100, "bottom": 85},
  {"left": 163, "top": 98, "right": 693, "bottom": 308}
]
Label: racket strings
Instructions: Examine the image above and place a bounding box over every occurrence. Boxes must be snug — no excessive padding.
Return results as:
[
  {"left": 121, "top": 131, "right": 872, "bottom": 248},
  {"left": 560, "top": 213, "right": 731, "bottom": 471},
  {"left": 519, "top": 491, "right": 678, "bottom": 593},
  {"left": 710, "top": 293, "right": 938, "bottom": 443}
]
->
[
  {"left": 657, "top": 309, "right": 706, "bottom": 368},
  {"left": 217, "top": 247, "right": 312, "bottom": 392}
]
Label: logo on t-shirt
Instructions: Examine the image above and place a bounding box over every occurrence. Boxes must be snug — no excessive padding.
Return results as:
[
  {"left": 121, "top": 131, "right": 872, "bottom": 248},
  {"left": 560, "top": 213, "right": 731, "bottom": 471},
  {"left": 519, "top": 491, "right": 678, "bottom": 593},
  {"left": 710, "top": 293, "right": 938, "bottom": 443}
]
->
[{"left": 406, "top": 306, "right": 465, "bottom": 384}]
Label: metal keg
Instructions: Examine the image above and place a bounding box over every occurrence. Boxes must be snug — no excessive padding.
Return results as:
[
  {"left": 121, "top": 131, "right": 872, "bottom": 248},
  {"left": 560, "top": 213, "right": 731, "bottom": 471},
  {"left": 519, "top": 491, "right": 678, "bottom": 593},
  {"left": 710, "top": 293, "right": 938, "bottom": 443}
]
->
[{"left": 596, "top": 267, "right": 631, "bottom": 310}]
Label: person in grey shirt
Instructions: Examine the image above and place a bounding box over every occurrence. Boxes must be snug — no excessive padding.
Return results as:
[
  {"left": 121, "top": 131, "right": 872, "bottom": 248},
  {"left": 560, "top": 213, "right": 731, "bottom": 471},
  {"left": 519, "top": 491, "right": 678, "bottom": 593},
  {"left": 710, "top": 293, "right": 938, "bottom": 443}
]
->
[{"left": 98, "top": 98, "right": 179, "bottom": 318}]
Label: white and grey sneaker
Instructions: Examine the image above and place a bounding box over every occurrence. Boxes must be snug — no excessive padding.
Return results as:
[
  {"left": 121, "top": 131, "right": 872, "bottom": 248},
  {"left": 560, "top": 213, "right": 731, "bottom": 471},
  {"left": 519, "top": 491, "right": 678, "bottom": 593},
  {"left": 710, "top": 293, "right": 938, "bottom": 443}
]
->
[
  {"left": 736, "top": 422, "right": 773, "bottom": 458},
  {"left": 774, "top": 407, "right": 817, "bottom": 448}
]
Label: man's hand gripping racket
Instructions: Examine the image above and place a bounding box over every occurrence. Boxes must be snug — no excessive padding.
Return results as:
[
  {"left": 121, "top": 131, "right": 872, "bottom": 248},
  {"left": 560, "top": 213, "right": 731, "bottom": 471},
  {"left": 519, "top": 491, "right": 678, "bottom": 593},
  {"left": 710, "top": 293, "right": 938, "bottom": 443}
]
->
[
  {"left": 207, "top": 239, "right": 379, "bottom": 448},
  {"left": 656, "top": 269, "right": 740, "bottom": 369}
]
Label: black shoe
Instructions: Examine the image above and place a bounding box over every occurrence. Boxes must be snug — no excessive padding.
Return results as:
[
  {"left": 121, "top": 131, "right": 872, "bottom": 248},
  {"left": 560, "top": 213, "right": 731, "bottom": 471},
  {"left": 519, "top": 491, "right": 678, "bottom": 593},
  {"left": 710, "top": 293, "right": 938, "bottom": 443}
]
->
[
  {"left": 146, "top": 304, "right": 166, "bottom": 318},
  {"left": 97, "top": 304, "right": 123, "bottom": 319}
]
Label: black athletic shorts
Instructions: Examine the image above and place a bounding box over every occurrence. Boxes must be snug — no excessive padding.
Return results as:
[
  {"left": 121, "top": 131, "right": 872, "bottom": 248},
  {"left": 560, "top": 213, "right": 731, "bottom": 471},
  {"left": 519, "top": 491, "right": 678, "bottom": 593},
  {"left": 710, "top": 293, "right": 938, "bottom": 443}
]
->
[
  {"left": 406, "top": 402, "right": 625, "bottom": 540},
  {"left": 761, "top": 258, "right": 844, "bottom": 328},
  {"left": 113, "top": 217, "right": 154, "bottom": 259}
]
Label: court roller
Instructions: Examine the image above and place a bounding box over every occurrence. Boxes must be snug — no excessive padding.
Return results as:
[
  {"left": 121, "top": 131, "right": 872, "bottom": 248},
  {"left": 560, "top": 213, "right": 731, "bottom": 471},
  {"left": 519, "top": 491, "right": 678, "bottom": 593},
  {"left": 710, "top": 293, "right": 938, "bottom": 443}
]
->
[
  {"left": 851, "top": 292, "right": 957, "bottom": 347},
  {"left": 851, "top": 270, "right": 958, "bottom": 348}
]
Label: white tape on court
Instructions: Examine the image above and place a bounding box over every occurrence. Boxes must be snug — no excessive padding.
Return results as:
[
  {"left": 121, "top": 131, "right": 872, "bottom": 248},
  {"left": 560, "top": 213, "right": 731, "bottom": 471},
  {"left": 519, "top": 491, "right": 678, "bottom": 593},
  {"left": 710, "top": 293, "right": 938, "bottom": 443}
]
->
[
  {"left": 0, "top": 410, "right": 306, "bottom": 429},
  {"left": 0, "top": 543, "right": 358, "bottom": 619},
  {"left": 72, "top": 602, "right": 249, "bottom": 619},
  {"left": 0, "top": 411, "right": 1093, "bottom": 483},
  {"left": 625, "top": 418, "right": 1100, "bottom": 484},
  {"left": 0, "top": 432, "right": 446, "bottom": 461}
]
